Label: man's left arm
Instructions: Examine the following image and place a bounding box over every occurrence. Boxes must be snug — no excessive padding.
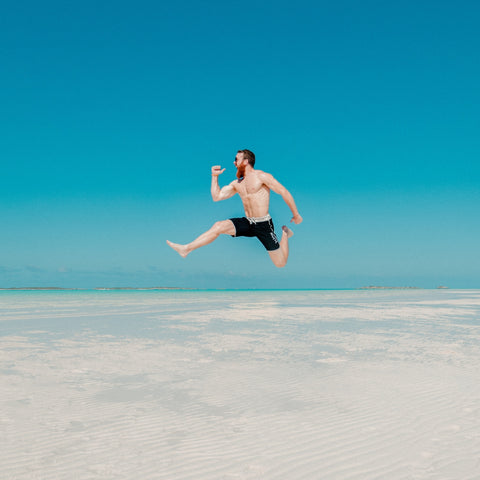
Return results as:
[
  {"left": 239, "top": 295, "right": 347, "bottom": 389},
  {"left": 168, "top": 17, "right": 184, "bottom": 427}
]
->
[{"left": 260, "top": 172, "right": 303, "bottom": 224}]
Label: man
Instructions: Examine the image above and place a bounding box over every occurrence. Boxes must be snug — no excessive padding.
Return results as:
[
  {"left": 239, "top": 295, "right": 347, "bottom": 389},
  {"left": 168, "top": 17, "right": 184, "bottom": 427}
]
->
[{"left": 166, "top": 149, "right": 303, "bottom": 267}]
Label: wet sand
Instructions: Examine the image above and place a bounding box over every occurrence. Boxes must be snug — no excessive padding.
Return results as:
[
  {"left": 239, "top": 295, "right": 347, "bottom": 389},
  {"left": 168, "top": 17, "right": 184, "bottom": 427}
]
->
[{"left": 1, "top": 289, "right": 480, "bottom": 479}]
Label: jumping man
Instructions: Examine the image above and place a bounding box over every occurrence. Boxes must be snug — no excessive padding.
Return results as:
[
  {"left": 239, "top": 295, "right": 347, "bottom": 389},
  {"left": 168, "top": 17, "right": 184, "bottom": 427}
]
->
[{"left": 166, "top": 149, "right": 303, "bottom": 268}]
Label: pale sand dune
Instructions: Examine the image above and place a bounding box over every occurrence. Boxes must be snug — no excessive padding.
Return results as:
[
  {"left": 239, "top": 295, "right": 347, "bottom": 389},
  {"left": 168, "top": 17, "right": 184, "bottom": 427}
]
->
[{"left": 1, "top": 289, "right": 480, "bottom": 479}]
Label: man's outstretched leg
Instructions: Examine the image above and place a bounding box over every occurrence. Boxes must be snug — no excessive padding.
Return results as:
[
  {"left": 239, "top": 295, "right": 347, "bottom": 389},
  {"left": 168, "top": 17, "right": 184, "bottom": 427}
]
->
[
  {"left": 167, "top": 220, "right": 235, "bottom": 258},
  {"left": 268, "top": 226, "right": 294, "bottom": 268}
]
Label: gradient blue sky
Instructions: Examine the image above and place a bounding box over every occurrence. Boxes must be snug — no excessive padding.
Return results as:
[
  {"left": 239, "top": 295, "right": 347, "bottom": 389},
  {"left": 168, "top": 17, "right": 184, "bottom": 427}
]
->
[{"left": 1, "top": 0, "right": 479, "bottom": 288}]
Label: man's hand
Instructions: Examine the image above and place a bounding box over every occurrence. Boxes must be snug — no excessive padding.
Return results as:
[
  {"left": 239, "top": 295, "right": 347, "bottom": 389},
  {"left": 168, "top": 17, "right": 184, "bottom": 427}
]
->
[
  {"left": 290, "top": 213, "right": 303, "bottom": 224},
  {"left": 211, "top": 166, "right": 225, "bottom": 176}
]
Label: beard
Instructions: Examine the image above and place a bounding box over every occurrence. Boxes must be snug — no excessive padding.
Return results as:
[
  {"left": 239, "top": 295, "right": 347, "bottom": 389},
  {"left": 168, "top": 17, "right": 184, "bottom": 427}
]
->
[{"left": 236, "top": 164, "right": 246, "bottom": 178}]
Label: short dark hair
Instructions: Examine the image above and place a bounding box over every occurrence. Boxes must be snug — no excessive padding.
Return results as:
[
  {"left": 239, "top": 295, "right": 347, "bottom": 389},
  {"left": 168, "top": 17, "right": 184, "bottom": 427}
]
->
[{"left": 238, "top": 149, "right": 255, "bottom": 167}]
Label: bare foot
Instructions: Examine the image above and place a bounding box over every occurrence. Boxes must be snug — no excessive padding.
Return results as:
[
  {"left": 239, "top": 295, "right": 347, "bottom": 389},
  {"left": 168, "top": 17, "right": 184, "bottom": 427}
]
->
[
  {"left": 282, "top": 225, "right": 294, "bottom": 238},
  {"left": 166, "top": 240, "right": 189, "bottom": 258}
]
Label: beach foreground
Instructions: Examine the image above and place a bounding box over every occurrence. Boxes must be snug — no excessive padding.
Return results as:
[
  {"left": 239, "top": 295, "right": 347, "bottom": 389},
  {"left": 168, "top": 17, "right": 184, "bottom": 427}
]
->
[{"left": 1, "top": 289, "right": 480, "bottom": 479}]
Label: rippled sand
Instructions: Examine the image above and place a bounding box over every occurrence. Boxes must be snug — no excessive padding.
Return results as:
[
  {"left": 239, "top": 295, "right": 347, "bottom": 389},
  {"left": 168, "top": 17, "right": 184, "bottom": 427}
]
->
[{"left": 1, "top": 289, "right": 480, "bottom": 479}]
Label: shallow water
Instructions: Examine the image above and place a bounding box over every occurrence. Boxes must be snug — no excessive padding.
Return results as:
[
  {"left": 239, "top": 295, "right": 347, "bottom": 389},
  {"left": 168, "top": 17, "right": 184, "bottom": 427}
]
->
[{"left": 1, "top": 289, "right": 480, "bottom": 479}]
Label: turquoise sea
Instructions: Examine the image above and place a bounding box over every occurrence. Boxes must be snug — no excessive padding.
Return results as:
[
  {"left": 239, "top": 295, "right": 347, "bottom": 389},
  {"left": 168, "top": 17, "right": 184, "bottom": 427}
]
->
[{"left": 1, "top": 288, "right": 479, "bottom": 348}]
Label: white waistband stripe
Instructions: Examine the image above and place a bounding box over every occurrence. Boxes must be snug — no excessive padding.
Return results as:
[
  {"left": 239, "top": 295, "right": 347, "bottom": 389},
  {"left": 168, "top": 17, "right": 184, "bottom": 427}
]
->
[{"left": 247, "top": 214, "right": 271, "bottom": 224}]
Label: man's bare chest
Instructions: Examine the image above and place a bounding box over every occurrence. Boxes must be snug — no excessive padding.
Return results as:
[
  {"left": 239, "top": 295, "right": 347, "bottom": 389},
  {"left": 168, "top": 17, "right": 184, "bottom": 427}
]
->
[{"left": 235, "top": 178, "right": 268, "bottom": 196}]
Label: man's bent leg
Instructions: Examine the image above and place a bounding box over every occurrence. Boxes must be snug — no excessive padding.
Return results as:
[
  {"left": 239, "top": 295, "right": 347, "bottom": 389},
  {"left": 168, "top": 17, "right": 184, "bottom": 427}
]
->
[
  {"left": 268, "top": 226, "right": 294, "bottom": 268},
  {"left": 167, "top": 220, "right": 235, "bottom": 258}
]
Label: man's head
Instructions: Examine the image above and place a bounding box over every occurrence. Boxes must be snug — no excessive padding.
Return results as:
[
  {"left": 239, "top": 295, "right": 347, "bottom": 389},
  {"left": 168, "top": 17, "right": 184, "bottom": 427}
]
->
[
  {"left": 238, "top": 149, "right": 255, "bottom": 167},
  {"left": 234, "top": 149, "right": 255, "bottom": 178}
]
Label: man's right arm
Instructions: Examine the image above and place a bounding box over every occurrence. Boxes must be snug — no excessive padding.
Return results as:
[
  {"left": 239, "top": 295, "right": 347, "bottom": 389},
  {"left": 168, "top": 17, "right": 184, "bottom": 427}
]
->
[
  {"left": 259, "top": 171, "right": 303, "bottom": 224},
  {"left": 211, "top": 166, "right": 236, "bottom": 202}
]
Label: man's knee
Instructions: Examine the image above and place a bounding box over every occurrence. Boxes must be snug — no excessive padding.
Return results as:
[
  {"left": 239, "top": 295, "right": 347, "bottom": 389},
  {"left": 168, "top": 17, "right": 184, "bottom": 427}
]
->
[{"left": 269, "top": 250, "right": 287, "bottom": 268}]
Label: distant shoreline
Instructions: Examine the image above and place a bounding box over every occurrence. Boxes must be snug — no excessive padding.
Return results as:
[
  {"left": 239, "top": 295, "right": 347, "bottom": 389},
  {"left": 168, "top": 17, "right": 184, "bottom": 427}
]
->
[
  {"left": 0, "top": 287, "right": 187, "bottom": 291},
  {"left": 0, "top": 286, "right": 453, "bottom": 291},
  {"left": 358, "top": 286, "right": 421, "bottom": 290}
]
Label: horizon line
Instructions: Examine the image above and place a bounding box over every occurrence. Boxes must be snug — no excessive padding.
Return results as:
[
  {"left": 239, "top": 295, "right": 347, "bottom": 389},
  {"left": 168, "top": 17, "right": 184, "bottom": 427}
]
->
[{"left": 0, "top": 286, "right": 458, "bottom": 292}]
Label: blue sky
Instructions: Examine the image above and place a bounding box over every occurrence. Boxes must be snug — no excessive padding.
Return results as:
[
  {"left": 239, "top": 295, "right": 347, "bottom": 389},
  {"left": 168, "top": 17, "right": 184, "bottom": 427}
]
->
[{"left": 1, "top": 0, "right": 479, "bottom": 288}]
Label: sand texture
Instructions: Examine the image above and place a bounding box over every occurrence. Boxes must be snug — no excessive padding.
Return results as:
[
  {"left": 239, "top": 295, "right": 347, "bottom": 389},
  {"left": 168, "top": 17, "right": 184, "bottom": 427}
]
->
[{"left": 1, "top": 289, "right": 480, "bottom": 479}]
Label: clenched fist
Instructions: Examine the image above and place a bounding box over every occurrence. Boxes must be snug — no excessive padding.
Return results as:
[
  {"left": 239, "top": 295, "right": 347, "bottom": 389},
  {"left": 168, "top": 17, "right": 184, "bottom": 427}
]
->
[{"left": 290, "top": 213, "right": 303, "bottom": 224}]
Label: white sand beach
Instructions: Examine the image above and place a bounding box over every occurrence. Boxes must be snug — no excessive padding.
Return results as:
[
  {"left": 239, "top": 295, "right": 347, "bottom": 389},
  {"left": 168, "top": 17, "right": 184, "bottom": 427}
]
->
[{"left": 1, "top": 289, "right": 480, "bottom": 479}]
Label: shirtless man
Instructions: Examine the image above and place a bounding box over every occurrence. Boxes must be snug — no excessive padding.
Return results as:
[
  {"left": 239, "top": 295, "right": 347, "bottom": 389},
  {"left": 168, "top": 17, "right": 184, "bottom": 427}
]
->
[{"left": 166, "top": 149, "right": 303, "bottom": 267}]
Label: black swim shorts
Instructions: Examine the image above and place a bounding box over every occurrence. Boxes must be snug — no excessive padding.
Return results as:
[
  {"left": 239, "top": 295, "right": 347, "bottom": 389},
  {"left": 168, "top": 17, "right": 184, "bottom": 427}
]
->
[{"left": 230, "top": 216, "right": 280, "bottom": 251}]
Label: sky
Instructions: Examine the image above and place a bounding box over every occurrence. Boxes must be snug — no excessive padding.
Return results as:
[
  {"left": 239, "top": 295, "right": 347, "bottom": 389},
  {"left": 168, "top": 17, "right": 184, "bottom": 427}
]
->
[{"left": 1, "top": 0, "right": 479, "bottom": 289}]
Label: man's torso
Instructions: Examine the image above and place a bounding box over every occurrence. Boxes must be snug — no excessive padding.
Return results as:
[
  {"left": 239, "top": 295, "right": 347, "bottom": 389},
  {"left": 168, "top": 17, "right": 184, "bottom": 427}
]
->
[{"left": 233, "top": 170, "right": 270, "bottom": 217}]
